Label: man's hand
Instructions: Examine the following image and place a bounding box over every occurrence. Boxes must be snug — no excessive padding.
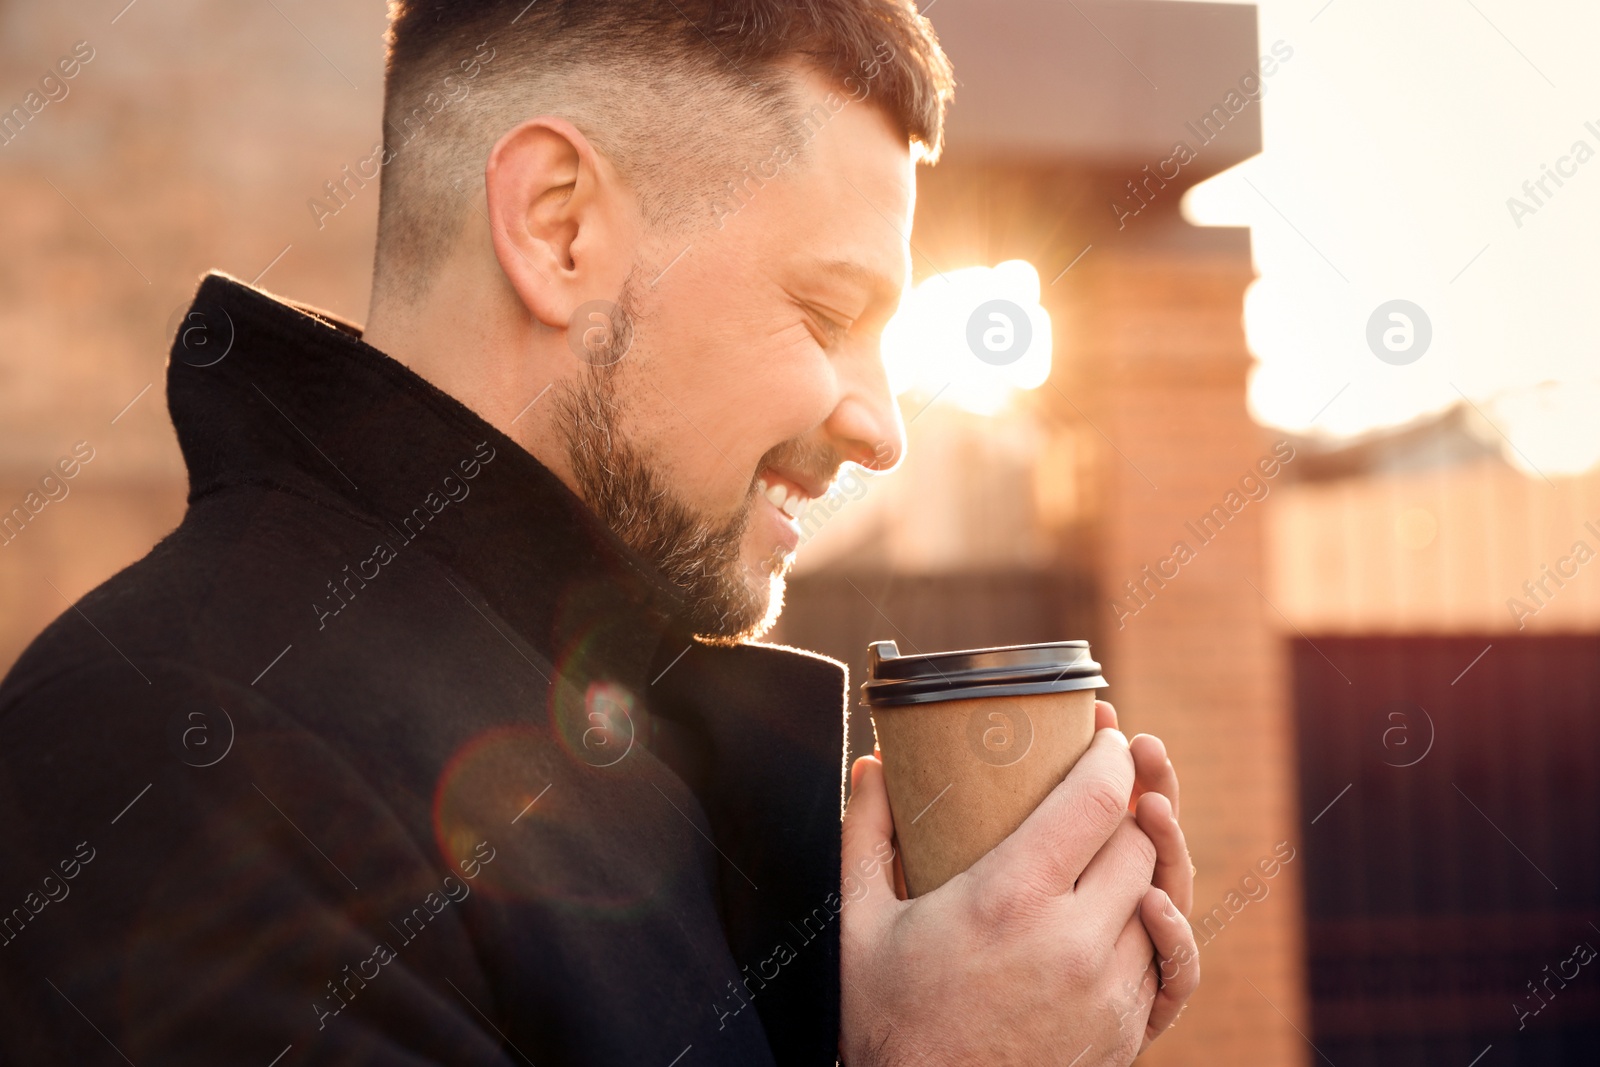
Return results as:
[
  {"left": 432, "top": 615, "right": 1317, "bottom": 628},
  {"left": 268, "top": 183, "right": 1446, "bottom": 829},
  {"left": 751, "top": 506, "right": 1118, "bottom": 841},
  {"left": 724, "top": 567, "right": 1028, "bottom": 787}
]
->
[{"left": 840, "top": 706, "right": 1198, "bottom": 1066}]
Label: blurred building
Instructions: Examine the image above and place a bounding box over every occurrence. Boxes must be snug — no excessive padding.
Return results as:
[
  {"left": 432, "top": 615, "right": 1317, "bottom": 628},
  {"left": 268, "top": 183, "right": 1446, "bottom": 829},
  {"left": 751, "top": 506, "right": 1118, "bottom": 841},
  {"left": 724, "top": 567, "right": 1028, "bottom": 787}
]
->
[{"left": 1271, "top": 411, "right": 1600, "bottom": 1064}]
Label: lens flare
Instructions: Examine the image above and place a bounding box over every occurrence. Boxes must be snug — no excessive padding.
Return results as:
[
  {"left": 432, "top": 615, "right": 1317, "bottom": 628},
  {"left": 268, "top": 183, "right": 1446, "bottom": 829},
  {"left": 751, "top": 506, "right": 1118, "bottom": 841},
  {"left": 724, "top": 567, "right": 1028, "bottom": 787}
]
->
[{"left": 882, "top": 260, "right": 1053, "bottom": 416}]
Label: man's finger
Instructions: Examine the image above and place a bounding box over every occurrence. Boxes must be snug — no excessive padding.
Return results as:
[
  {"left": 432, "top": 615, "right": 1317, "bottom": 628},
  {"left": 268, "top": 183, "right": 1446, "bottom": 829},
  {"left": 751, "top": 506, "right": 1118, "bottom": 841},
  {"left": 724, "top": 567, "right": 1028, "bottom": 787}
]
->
[
  {"left": 1095, "top": 699, "right": 1119, "bottom": 733},
  {"left": 1140, "top": 887, "right": 1200, "bottom": 1051},
  {"left": 1129, "top": 733, "right": 1178, "bottom": 820},
  {"left": 979, "top": 728, "right": 1135, "bottom": 895},
  {"left": 841, "top": 756, "right": 902, "bottom": 935},
  {"left": 1135, "top": 790, "right": 1193, "bottom": 916},
  {"left": 1073, "top": 812, "right": 1158, "bottom": 944},
  {"left": 1108, "top": 911, "right": 1159, "bottom": 1046}
]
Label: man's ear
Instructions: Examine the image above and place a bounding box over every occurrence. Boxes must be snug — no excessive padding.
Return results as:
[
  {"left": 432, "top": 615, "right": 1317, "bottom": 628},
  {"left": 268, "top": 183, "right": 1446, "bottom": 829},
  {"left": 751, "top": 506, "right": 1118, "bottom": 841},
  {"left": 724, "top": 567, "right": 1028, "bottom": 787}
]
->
[{"left": 483, "top": 116, "right": 627, "bottom": 331}]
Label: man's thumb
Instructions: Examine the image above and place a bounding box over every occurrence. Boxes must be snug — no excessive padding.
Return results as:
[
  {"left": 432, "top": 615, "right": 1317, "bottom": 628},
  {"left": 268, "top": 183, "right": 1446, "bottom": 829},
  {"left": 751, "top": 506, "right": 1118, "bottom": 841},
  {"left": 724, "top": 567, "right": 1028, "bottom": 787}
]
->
[{"left": 841, "top": 756, "right": 899, "bottom": 924}]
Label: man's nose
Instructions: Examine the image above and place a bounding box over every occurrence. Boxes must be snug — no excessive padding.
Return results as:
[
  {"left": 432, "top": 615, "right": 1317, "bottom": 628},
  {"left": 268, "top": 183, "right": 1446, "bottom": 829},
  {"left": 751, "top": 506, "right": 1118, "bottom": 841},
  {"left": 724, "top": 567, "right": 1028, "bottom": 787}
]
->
[{"left": 824, "top": 348, "right": 906, "bottom": 473}]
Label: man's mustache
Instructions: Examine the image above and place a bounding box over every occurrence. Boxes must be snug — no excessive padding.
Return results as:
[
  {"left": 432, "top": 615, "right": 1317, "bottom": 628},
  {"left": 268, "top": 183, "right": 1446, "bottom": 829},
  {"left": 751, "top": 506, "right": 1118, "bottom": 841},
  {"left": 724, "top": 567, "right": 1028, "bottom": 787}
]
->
[{"left": 754, "top": 437, "right": 845, "bottom": 499}]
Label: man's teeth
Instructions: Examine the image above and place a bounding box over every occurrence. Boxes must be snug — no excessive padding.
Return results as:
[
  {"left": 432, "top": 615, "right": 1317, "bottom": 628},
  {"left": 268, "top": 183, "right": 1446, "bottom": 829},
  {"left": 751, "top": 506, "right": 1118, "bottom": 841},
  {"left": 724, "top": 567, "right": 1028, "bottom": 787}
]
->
[{"left": 757, "top": 476, "right": 808, "bottom": 520}]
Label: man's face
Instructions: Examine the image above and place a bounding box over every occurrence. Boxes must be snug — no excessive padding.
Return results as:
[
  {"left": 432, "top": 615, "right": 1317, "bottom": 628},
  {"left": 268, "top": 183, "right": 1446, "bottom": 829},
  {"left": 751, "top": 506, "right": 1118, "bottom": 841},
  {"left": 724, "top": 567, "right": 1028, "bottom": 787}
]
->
[{"left": 561, "top": 70, "right": 914, "bottom": 640}]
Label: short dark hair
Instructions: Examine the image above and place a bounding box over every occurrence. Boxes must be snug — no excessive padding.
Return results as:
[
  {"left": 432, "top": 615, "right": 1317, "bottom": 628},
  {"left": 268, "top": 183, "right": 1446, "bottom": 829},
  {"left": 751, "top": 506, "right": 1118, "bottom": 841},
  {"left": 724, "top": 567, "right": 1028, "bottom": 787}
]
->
[{"left": 373, "top": 0, "right": 955, "bottom": 299}]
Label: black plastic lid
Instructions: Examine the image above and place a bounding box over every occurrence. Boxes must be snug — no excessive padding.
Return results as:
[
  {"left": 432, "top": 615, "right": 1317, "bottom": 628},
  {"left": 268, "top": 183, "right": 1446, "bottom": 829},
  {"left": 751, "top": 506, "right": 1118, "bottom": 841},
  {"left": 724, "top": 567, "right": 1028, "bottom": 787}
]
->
[{"left": 859, "top": 639, "right": 1107, "bottom": 707}]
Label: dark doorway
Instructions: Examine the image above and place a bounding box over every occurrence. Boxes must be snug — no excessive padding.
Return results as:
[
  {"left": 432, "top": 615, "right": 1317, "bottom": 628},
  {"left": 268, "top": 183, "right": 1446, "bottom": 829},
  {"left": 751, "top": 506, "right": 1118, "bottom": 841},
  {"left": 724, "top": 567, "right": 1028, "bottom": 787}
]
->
[{"left": 1292, "top": 635, "right": 1600, "bottom": 1066}]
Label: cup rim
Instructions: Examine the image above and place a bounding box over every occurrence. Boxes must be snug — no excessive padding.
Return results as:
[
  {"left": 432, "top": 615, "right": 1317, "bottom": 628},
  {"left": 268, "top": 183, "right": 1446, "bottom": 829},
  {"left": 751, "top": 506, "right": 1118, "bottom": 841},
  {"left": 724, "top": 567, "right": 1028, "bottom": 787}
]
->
[{"left": 860, "top": 639, "right": 1107, "bottom": 707}]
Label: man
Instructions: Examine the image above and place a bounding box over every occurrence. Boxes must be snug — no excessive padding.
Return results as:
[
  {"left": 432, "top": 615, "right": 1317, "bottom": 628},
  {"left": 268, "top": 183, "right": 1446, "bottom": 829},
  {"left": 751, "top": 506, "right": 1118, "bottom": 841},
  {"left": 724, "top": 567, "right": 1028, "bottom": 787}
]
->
[{"left": 0, "top": 1, "right": 1197, "bottom": 1063}]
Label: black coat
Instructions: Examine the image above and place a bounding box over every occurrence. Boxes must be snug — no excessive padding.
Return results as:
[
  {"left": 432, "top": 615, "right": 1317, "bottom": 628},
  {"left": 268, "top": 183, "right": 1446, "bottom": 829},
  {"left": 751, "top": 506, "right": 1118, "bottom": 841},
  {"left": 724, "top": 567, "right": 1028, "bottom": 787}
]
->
[{"left": 0, "top": 274, "right": 847, "bottom": 1066}]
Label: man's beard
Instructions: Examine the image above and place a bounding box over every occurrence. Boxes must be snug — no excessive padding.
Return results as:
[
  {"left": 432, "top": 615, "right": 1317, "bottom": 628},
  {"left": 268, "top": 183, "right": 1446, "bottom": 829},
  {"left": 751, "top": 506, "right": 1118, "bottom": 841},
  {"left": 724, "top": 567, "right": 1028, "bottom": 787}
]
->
[{"left": 556, "top": 280, "right": 829, "bottom": 641}]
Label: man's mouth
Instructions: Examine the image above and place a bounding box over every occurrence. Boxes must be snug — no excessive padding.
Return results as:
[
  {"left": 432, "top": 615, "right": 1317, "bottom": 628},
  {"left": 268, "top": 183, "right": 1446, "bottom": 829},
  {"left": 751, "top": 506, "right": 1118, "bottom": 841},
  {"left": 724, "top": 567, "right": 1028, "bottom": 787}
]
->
[{"left": 755, "top": 472, "right": 812, "bottom": 521}]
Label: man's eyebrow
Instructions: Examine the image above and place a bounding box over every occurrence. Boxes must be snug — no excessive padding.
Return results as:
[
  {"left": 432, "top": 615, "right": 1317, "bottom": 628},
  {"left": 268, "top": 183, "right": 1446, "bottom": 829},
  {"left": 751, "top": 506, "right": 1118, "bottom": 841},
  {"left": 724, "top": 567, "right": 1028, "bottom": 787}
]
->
[{"left": 801, "top": 258, "right": 902, "bottom": 311}]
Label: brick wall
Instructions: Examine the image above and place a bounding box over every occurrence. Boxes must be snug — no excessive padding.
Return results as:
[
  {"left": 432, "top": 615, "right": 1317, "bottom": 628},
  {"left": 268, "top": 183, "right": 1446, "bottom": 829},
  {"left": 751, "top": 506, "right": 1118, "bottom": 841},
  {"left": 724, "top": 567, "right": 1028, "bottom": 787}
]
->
[{"left": 1077, "top": 219, "right": 1309, "bottom": 1066}]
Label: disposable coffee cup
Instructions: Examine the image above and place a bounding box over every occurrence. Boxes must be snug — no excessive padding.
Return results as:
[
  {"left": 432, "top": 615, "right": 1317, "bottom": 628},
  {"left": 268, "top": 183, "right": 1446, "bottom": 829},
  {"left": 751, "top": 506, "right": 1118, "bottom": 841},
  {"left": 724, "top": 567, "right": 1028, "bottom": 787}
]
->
[{"left": 861, "top": 639, "right": 1107, "bottom": 897}]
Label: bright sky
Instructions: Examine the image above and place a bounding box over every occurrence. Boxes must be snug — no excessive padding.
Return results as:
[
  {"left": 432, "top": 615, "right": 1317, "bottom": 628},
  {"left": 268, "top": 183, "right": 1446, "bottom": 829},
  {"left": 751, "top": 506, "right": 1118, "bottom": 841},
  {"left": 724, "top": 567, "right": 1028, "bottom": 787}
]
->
[{"left": 1176, "top": 0, "right": 1600, "bottom": 475}]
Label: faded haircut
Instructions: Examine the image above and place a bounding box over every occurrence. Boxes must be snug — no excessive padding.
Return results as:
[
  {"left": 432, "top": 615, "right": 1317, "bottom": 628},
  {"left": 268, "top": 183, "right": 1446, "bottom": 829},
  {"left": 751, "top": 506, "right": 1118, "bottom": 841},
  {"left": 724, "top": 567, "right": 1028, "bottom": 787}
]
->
[{"left": 373, "top": 0, "right": 955, "bottom": 300}]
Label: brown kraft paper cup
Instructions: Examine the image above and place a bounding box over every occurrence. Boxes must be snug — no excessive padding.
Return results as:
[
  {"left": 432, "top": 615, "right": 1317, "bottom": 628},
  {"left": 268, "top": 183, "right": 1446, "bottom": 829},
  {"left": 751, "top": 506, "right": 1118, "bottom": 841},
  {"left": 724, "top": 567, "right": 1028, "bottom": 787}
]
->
[{"left": 861, "top": 640, "right": 1107, "bottom": 898}]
